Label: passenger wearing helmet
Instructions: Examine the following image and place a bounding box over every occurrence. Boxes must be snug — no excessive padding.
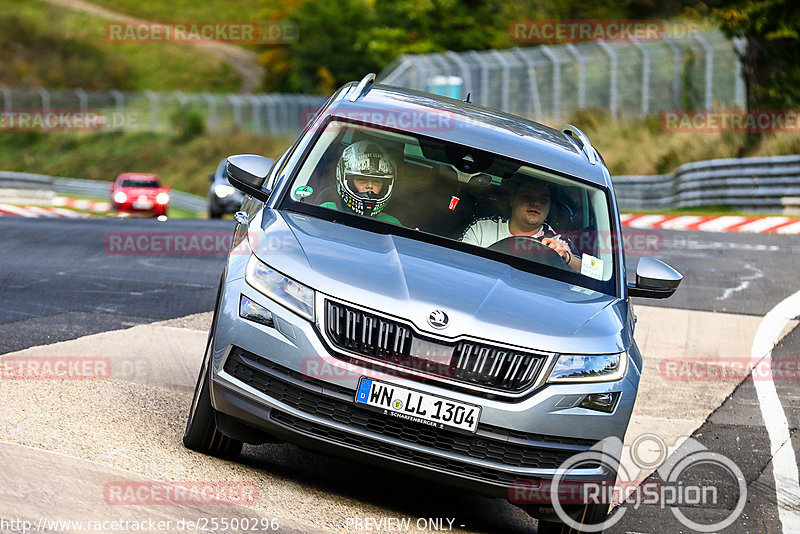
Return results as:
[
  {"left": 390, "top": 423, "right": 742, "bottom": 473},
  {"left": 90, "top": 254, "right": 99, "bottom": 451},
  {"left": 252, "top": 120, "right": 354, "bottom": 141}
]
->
[{"left": 320, "top": 140, "right": 401, "bottom": 224}]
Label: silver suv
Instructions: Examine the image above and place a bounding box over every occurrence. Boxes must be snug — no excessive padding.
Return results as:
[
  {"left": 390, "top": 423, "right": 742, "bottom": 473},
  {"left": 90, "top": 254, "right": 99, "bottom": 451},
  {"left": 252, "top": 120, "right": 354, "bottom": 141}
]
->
[{"left": 183, "top": 74, "right": 681, "bottom": 532}]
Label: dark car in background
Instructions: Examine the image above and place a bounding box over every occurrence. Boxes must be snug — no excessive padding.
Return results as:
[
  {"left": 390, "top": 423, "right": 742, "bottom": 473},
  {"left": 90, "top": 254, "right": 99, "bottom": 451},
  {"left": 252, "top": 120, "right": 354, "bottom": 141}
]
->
[
  {"left": 110, "top": 173, "right": 170, "bottom": 217},
  {"left": 209, "top": 158, "right": 263, "bottom": 218}
]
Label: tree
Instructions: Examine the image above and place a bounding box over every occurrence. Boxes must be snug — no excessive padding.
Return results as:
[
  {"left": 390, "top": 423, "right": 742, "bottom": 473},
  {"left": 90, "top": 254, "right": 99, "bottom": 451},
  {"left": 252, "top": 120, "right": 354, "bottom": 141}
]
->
[{"left": 715, "top": 1, "right": 800, "bottom": 119}]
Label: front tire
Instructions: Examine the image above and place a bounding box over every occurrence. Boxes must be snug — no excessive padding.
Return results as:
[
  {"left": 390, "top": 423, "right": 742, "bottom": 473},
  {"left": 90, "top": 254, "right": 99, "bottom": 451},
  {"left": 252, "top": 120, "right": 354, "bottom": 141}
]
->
[{"left": 182, "top": 277, "right": 243, "bottom": 457}]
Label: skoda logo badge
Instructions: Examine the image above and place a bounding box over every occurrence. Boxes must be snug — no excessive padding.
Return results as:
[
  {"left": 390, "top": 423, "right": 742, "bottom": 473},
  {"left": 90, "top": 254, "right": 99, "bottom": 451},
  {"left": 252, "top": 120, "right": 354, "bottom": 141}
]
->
[{"left": 428, "top": 310, "right": 449, "bottom": 329}]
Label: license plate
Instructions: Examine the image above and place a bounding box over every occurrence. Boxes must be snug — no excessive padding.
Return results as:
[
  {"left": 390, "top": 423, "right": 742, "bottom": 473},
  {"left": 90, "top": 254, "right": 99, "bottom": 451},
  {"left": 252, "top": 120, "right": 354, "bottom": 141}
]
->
[
  {"left": 355, "top": 377, "right": 481, "bottom": 433},
  {"left": 133, "top": 197, "right": 153, "bottom": 209}
]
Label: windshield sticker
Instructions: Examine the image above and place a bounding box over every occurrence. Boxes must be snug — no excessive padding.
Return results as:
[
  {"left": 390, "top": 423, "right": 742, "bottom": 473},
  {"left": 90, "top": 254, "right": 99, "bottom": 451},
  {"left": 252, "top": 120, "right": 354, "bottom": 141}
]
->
[
  {"left": 294, "top": 185, "right": 313, "bottom": 198},
  {"left": 581, "top": 254, "right": 604, "bottom": 280}
]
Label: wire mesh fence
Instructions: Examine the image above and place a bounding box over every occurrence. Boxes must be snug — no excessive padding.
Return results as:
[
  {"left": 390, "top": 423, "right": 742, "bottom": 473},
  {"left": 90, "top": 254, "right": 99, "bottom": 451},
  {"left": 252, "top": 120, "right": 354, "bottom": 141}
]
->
[
  {"left": 0, "top": 85, "right": 326, "bottom": 136},
  {"left": 378, "top": 29, "right": 744, "bottom": 123}
]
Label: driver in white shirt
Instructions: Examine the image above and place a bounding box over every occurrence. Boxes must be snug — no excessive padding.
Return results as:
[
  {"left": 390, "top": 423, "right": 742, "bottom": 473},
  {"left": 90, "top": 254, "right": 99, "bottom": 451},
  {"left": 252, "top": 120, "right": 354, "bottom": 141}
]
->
[{"left": 461, "top": 178, "right": 582, "bottom": 272}]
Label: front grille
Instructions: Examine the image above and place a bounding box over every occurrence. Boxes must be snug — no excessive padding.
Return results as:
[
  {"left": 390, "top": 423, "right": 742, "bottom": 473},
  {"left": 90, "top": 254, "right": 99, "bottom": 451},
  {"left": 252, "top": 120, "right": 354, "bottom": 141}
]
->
[
  {"left": 324, "top": 300, "right": 548, "bottom": 393},
  {"left": 224, "top": 347, "right": 595, "bottom": 480}
]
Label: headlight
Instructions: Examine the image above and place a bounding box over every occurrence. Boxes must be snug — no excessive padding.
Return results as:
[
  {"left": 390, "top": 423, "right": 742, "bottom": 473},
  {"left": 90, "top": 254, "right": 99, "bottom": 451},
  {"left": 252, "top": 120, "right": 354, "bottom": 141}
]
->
[
  {"left": 113, "top": 191, "right": 127, "bottom": 203},
  {"left": 245, "top": 256, "right": 314, "bottom": 321},
  {"left": 214, "top": 184, "right": 236, "bottom": 198},
  {"left": 155, "top": 192, "right": 170, "bottom": 205},
  {"left": 547, "top": 352, "right": 627, "bottom": 383}
]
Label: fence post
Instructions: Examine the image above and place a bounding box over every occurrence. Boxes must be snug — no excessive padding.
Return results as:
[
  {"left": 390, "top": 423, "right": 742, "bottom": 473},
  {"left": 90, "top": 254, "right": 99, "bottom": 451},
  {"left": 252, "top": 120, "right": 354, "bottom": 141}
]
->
[
  {"left": 630, "top": 38, "right": 650, "bottom": 117},
  {"left": 693, "top": 32, "right": 714, "bottom": 110},
  {"left": 35, "top": 87, "right": 50, "bottom": 131},
  {"left": 489, "top": 49, "right": 511, "bottom": 113},
  {"left": 144, "top": 90, "right": 158, "bottom": 132},
  {"left": 540, "top": 46, "right": 561, "bottom": 121},
  {"left": 596, "top": 40, "right": 618, "bottom": 118},
  {"left": 511, "top": 48, "right": 543, "bottom": 120},
  {"left": 733, "top": 37, "right": 746, "bottom": 109},
  {"left": 246, "top": 94, "right": 261, "bottom": 133},
  {"left": 565, "top": 44, "right": 586, "bottom": 110},
  {"left": 381, "top": 55, "right": 412, "bottom": 87},
  {"left": 662, "top": 36, "right": 682, "bottom": 109},
  {"left": 445, "top": 51, "right": 472, "bottom": 98},
  {"left": 0, "top": 84, "right": 10, "bottom": 109},
  {"left": 228, "top": 94, "right": 243, "bottom": 132},
  {"left": 109, "top": 90, "right": 124, "bottom": 130},
  {"left": 468, "top": 51, "right": 491, "bottom": 107},
  {"left": 262, "top": 95, "right": 279, "bottom": 134},
  {"left": 74, "top": 88, "right": 87, "bottom": 113},
  {"left": 202, "top": 93, "right": 217, "bottom": 131}
]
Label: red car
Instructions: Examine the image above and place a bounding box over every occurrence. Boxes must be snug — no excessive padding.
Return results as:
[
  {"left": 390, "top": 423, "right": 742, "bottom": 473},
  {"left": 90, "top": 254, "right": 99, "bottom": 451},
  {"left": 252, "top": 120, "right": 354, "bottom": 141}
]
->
[{"left": 110, "top": 173, "right": 170, "bottom": 217}]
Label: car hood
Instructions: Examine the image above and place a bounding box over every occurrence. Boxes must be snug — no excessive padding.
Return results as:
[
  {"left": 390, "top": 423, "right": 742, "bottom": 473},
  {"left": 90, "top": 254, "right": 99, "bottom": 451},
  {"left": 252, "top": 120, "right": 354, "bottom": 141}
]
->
[{"left": 250, "top": 210, "right": 631, "bottom": 354}]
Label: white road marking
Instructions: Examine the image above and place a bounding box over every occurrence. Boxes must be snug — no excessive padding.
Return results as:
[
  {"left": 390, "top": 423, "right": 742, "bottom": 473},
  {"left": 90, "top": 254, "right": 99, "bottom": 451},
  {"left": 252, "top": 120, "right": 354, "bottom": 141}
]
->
[
  {"left": 658, "top": 215, "right": 704, "bottom": 230},
  {"left": 717, "top": 264, "right": 764, "bottom": 301},
  {"left": 696, "top": 216, "right": 747, "bottom": 232},
  {"left": 736, "top": 217, "right": 791, "bottom": 233},
  {"left": 0, "top": 204, "right": 38, "bottom": 217},
  {"left": 776, "top": 221, "right": 800, "bottom": 235},
  {"left": 626, "top": 215, "right": 666, "bottom": 228},
  {"left": 24, "top": 206, "right": 60, "bottom": 218},
  {"left": 751, "top": 290, "right": 800, "bottom": 533}
]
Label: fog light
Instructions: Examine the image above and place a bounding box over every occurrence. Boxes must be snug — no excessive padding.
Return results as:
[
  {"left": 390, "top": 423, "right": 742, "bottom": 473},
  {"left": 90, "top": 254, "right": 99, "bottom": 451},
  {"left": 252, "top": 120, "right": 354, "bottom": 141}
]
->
[
  {"left": 239, "top": 294, "right": 274, "bottom": 328},
  {"left": 579, "top": 392, "right": 620, "bottom": 413}
]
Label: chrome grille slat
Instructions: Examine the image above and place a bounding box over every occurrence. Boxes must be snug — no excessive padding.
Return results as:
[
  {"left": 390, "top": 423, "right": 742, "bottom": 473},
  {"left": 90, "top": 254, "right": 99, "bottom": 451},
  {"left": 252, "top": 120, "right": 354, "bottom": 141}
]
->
[{"left": 324, "top": 300, "right": 546, "bottom": 392}]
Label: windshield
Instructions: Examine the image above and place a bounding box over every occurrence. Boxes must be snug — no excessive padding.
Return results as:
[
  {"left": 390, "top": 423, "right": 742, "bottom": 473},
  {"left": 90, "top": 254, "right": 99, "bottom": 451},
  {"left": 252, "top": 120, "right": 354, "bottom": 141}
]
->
[
  {"left": 122, "top": 179, "right": 159, "bottom": 188},
  {"left": 282, "top": 120, "right": 617, "bottom": 295}
]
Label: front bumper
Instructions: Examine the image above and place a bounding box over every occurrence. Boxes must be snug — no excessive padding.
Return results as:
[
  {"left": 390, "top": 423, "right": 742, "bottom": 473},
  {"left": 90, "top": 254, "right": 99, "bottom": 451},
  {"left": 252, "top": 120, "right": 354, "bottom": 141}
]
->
[{"left": 208, "top": 275, "right": 640, "bottom": 499}]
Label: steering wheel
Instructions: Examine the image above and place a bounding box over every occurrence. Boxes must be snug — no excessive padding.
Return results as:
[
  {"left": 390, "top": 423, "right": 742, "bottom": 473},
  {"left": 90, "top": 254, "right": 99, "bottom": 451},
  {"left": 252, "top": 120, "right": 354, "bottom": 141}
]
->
[{"left": 488, "top": 236, "right": 568, "bottom": 268}]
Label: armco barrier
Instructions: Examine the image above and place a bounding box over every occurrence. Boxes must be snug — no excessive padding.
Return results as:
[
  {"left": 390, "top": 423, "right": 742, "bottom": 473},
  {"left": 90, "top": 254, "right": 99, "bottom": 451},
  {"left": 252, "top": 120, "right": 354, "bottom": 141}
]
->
[
  {"left": 0, "top": 172, "right": 207, "bottom": 214},
  {"left": 612, "top": 155, "right": 800, "bottom": 213},
  {"left": 4, "top": 155, "right": 800, "bottom": 215}
]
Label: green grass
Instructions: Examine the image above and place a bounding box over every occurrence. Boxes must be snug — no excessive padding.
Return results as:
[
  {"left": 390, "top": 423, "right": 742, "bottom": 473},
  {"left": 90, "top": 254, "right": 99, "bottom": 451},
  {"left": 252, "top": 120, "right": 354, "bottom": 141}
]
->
[
  {"left": 88, "top": 0, "right": 265, "bottom": 23},
  {"left": 0, "top": 0, "right": 240, "bottom": 92}
]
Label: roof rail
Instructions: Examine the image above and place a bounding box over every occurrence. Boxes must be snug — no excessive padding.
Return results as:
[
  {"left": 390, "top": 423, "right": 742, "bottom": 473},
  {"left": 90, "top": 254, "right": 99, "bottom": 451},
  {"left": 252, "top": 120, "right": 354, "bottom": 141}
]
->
[
  {"left": 349, "top": 73, "right": 376, "bottom": 102},
  {"left": 561, "top": 124, "right": 598, "bottom": 165}
]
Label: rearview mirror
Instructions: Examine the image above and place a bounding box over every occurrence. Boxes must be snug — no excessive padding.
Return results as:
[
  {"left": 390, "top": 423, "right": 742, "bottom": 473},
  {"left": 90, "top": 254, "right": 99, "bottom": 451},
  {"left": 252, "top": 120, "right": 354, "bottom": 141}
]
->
[
  {"left": 627, "top": 257, "right": 682, "bottom": 299},
  {"left": 226, "top": 154, "right": 273, "bottom": 202}
]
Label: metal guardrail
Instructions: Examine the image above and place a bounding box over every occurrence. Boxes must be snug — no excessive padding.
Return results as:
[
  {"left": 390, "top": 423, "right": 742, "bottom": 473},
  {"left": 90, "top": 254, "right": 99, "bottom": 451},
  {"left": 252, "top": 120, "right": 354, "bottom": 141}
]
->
[
  {"left": 0, "top": 172, "right": 207, "bottom": 213},
  {"left": 5, "top": 156, "right": 800, "bottom": 215},
  {"left": 612, "top": 155, "right": 800, "bottom": 212}
]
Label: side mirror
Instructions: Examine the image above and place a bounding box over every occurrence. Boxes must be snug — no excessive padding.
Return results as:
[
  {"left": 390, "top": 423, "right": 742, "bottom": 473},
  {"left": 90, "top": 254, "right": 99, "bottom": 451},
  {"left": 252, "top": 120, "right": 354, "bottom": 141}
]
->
[
  {"left": 627, "top": 257, "right": 682, "bottom": 299},
  {"left": 226, "top": 154, "right": 274, "bottom": 202},
  {"left": 208, "top": 172, "right": 215, "bottom": 181}
]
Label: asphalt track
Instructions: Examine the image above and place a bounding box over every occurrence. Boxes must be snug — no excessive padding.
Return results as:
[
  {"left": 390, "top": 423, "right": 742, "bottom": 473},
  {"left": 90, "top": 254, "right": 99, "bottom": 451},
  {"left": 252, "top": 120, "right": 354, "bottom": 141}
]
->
[{"left": 1, "top": 217, "right": 798, "bottom": 533}]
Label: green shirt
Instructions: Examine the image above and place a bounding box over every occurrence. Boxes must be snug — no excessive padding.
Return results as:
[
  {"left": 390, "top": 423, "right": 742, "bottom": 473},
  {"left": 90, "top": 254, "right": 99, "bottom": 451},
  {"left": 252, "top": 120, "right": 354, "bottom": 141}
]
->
[{"left": 320, "top": 201, "right": 401, "bottom": 225}]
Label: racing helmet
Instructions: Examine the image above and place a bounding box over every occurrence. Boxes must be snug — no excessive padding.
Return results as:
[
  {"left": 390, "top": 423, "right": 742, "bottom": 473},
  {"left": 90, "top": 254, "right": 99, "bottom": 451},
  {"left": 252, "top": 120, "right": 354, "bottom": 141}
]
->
[{"left": 336, "top": 140, "right": 396, "bottom": 216}]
